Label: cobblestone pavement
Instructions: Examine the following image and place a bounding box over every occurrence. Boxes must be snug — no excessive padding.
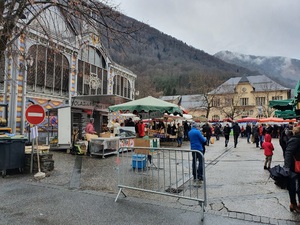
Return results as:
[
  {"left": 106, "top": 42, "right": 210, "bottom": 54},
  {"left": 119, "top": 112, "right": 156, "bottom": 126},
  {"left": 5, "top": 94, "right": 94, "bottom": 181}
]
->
[{"left": 1, "top": 136, "right": 300, "bottom": 224}]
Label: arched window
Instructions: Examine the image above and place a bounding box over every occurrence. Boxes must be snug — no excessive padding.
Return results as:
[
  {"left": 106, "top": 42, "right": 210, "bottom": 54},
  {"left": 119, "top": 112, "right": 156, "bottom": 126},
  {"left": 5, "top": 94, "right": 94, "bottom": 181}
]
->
[
  {"left": 113, "top": 75, "right": 131, "bottom": 98},
  {"left": 27, "top": 45, "right": 69, "bottom": 95},
  {"left": 77, "top": 46, "right": 107, "bottom": 95}
]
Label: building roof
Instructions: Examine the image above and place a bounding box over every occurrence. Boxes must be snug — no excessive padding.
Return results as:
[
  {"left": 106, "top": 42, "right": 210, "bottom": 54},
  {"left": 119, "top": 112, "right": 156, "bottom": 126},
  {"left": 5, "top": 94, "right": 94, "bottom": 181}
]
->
[
  {"left": 209, "top": 75, "right": 290, "bottom": 95},
  {"left": 160, "top": 94, "right": 207, "bottom": 110},
  {"left": 160, "top": 95, "right": 181, "bottom": 104}
]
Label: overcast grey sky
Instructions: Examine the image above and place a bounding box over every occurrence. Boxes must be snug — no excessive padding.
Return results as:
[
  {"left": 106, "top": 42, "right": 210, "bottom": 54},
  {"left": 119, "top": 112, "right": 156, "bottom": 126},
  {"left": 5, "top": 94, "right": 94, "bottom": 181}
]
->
[{"left": 115, "top": 0, "right": 300, "bottom": 60}]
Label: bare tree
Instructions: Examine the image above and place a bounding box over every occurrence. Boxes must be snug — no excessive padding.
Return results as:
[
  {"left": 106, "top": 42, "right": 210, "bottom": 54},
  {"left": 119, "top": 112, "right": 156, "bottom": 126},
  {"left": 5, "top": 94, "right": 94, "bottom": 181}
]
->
[
  {"left": 211, "top": 83, "right": 247, "bottom": 120},
  {"left": 0, "top": 0, "right": 142, "bottom": 63},
  {"left": 192, "top": 73, "right": 223, "bottom": 118}
]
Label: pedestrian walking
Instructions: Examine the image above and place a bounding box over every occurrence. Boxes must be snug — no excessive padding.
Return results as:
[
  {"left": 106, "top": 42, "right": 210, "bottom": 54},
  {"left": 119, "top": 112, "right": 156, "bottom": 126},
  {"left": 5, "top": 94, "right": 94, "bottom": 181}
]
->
[
  {"left": 223, "top": 123, "right": 231, "bottom": 147},
  {"left": 252, "top": 124, "right": 260, "bottom": 148},
  {"left": 214, "top": 124, "right": 221, "bottom": 141},
  {"left": 258, "top": 123, "right": 266, "bottom": 149},
  {"left": 245, "top": 123, "right": 252, "bottom": 143},
  {"left": 279, "top": 123, "right": 293, "bottom": 159},
  {"left": 284, "top": 126, "right": 300, "bottom": 213},
  {"left": 188, "top": 122, "right": 206, "bottom": 186},
  {"left": 176, "top": 122, "right": 184, "bottom": 147},
  {"left": 202, "top": 123, "right": 212, "bottom": 146},
  {"left": 232, "top": 122, "right": 241, "bottom": 148},
  {"left": 262, "top": 133, "right": 274, "bottom": 170}
]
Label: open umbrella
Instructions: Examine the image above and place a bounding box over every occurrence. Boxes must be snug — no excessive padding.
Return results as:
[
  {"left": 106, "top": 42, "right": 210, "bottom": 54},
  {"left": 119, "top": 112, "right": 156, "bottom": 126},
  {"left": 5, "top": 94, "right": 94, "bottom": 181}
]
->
[
  {"left": 237, "top": 117, "right": 259, "bottom": 123},
  {"left": 108, "top": 96, "right": 183, "bottom": 115},
  {"left": 259, "top": 117, "right": 296, "bottom": 123}
]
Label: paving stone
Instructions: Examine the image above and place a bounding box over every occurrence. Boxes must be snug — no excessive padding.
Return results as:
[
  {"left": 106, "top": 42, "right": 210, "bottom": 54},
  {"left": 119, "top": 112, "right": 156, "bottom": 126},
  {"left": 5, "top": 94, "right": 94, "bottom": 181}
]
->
[
  {"left": 277, "top": 220, "right": 288, "bottom": 225},
  {"left": 269, "top": 218, "right": 278, "bottom": 225},
  {"left": 236, "top": 212, "right": 245, "bottom": 220},
  {"left": 228, "top": 212, "right": 237, "bottom": 218},
  {"left": 261, "top": 216, "right": 270, "bottom": 224},
  {"left": 253, "top": 216, "right": 261, "bottom": 222},
  {"left": 244, "top": 214, "right": 253, "bottom": 221}
]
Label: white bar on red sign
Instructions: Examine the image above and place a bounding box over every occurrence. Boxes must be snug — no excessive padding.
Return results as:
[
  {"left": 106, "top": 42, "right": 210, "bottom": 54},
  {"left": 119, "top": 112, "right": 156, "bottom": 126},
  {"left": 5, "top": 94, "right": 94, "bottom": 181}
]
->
[{"left": 28, "top": 112, "right": 43, "bottom": 117}]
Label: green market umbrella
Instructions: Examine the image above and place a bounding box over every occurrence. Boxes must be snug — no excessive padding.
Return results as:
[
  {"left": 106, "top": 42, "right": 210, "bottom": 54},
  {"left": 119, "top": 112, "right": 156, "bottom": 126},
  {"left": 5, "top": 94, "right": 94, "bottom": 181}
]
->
[
  {"left": 274, "top": 110, "right": 297, "bottom": 119},
  {"left": 108, "top": 96, "right": 183, "bottom": 115},
  {"left": 269, "top": 99, "right": 295, "bottom": 110}
]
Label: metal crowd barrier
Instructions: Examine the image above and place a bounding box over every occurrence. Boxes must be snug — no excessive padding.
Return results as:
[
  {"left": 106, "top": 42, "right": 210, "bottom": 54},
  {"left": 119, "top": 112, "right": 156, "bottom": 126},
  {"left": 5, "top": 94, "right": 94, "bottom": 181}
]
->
[{"left": 115, "top": 146, "right": 207, "bottom": 220}]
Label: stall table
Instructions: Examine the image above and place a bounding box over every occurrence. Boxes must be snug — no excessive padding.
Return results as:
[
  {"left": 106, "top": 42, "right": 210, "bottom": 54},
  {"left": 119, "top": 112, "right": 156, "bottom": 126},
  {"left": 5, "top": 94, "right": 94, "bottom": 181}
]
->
[{"left": 90, "top": 137, "right": 135, "bottom": 158}]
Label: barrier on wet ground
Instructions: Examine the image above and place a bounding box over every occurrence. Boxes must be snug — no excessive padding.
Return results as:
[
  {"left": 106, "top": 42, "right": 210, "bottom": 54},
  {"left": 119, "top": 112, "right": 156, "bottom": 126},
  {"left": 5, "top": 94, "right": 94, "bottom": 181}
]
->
[{"left": 115, "top": 146, "right": 207, "bottom": 220}]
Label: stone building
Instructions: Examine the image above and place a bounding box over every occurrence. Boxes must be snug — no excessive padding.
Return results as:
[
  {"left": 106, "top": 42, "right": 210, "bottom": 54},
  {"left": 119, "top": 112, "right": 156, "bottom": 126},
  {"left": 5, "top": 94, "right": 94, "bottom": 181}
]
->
[
  {"left": 208, "top": 75, "right": 291, "bottom": 120},
  {"left": 0, "top": 3, "right": 136, "bottom": 134}
]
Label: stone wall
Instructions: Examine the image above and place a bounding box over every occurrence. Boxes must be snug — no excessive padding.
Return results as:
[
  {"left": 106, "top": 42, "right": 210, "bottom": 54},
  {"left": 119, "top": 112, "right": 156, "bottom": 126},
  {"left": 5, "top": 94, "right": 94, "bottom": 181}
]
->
[{"left": 25, "top": 153, "right": 54, "bottom": 173}]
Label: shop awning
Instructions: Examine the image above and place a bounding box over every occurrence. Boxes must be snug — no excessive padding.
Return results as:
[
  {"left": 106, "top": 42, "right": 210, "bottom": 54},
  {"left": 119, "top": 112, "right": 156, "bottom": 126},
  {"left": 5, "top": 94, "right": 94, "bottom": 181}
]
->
[
  {"left": 71, "top": 94, "right": 130, "bottom": 111},
  {"left": 269, "top": 99, "right": 295, "bottom": 110},
  {"left": 274, "top": 110, "right": 297, "bottom": 119}
]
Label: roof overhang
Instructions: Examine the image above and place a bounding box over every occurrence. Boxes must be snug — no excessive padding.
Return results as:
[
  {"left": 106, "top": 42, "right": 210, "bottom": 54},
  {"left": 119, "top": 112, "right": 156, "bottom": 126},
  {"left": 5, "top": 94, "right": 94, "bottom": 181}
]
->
[{"left": 71, "top": 94, "right": 131, "bottom": 112}]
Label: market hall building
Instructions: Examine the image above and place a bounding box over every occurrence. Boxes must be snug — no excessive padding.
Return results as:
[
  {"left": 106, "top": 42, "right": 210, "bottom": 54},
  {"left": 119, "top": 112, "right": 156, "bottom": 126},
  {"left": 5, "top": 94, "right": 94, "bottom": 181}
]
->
[{"left": 0, "top": 3, "right": 137, "bottom": 136}]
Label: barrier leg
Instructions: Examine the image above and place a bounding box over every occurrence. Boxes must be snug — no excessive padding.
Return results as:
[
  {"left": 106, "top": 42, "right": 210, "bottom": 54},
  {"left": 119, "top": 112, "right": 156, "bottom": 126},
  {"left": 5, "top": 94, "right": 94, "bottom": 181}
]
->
[
  {"left": 200, "top": 201, "right": 205, "bottom": 221},
  {"left": 115, "top": 188, "right": 126, "bottom": 202}
]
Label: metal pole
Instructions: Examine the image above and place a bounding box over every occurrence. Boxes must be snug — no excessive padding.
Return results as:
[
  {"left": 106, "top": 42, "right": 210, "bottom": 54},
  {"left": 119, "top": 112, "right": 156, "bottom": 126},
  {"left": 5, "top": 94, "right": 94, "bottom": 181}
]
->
[{"left": 30, "top": 134, "right": 34, "bottom": 174}]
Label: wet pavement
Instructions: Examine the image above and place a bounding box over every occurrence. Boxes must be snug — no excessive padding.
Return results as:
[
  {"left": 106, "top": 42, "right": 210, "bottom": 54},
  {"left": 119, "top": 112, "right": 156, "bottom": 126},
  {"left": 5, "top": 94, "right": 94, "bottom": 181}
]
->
[{"left": 1, "top": 136, "right": 300, "bottom": 224}]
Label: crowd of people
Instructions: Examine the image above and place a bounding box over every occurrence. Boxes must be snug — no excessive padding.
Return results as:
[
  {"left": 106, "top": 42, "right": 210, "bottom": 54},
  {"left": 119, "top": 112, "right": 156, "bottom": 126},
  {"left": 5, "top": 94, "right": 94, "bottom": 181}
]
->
[
  {"left": 186, "top": 120, "right": 300, "bottom": 214},
  {"left": 85, "top": 115, "right": 300, "bottom": 212}
]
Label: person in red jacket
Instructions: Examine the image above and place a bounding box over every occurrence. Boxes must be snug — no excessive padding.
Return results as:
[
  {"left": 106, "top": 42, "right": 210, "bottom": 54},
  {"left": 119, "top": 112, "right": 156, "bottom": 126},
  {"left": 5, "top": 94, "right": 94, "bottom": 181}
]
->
[
  {"left": 262, "top": 133, "right": 274, "bottom": 170},
  {"left": 137, "top": 120, "right": 145, "bottom": 138}
]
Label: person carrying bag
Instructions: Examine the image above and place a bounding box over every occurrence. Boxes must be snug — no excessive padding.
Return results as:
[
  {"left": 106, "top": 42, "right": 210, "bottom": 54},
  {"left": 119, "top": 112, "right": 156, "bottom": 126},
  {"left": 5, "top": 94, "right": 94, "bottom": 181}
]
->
[{"left": 284, "top": 126, "right": 300, "bottom": 213}]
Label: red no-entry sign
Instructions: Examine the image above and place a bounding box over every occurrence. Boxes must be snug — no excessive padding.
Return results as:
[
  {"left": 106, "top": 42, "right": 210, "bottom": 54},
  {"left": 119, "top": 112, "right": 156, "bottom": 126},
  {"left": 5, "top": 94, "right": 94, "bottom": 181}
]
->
[{"left": 25, "top": 104, "right": 45, "bottom": 125}]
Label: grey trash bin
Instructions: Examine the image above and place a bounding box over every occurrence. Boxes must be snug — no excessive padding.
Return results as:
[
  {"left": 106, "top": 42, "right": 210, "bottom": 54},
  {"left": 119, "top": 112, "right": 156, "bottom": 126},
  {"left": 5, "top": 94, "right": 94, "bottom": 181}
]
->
[{"left": 0, "top": 137, "right": 27, "bottom": 177}]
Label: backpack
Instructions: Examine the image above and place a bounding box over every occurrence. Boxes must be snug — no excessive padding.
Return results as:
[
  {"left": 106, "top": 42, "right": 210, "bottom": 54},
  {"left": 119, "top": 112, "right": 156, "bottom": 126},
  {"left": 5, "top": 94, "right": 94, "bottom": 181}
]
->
[{"left": 268, "top": 165, "right": 289, "bottom": 189}]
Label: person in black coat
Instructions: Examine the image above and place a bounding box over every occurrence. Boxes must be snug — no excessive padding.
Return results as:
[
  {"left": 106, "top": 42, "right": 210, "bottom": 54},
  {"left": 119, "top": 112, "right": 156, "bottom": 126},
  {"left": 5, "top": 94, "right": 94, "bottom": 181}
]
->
[
  {"left": 223, "top": 123, "right": 231, "bottom": 147},
  {"left": 202, "top": 123, "right": 212, "bottom": 146},
  {"left": 232, "top": 122, "right": 241, "bottom": 148},
  {"left": 280, "top": 124, "right": 293, "bottom": 159},
  {"left": 245, "top": 123, "right": 252, "bottom": 143},
  {"left": 252, "top": 125, "right": 260, "bottom": 148},
  {"left": 214, "top": 124, "right": 221, "bottom": 141},
  {"left": 284, "top": 126, "right": 300, "bottom": 212}
]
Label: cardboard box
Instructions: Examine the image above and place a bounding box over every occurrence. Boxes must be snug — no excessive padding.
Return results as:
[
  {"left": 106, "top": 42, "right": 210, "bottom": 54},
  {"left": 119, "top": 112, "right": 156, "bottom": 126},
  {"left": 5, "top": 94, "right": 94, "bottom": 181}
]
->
[
  {"left": 134, "top": 138, "right": 151, "bottom": 155},
  {"left": 99, "top": 132, "right": 111, "bottom": 138},
  {"left": 132, "top": 154, "right": 147, "bottom": 169}
]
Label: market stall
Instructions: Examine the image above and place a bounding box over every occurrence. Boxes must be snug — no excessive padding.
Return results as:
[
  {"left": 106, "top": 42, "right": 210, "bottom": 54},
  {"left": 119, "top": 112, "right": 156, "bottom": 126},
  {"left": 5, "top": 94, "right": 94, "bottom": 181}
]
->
[
  {"left": 108, "top": 96, "right": 183, "bottom": 147},
  {"left": 89, "top": 136, "right": 135, "bottom": 158}
]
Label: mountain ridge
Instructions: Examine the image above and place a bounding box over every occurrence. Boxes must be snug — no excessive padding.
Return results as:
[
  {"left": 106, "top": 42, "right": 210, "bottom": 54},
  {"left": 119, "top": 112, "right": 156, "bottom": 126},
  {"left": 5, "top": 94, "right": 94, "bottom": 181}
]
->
[
  {"left": 102, "top": 13, "right": 294, "bottom": 95},
  {"left": 214, "top": 51, "right": 299, "bottom": 89}
]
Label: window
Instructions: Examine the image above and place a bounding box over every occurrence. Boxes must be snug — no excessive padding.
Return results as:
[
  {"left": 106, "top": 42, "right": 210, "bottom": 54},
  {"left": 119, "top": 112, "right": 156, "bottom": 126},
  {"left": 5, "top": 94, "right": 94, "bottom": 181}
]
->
[
  {"left": 272, "top": 96, "right": 283, "bottom": 100},
  {"left": 77, "top": 46, "right": 107, "bottom": 95},
  {"left": 240, "top": 98, "right": 249, "bottom": 106},
  {"left": 256, "top": 97, "right": 265, "bottom": 106},
  {"left": 212, "top": 98, "right": 220, "bottom": 107},
  {"left": 212, "top": 115, "right": 220, "bottom": 121},
  {"left": 27, "top": 45, "right": 69, "bottom": 95},
  {"left": 113, "top": 75, "right": 131, "bottom": 98}
]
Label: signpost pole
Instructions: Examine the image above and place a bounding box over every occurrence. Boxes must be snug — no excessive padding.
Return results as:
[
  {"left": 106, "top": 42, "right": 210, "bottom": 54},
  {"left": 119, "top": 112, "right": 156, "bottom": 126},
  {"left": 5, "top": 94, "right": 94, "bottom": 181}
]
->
[{"left": 25, "top": 104, "right": 46, "bottom": 179}]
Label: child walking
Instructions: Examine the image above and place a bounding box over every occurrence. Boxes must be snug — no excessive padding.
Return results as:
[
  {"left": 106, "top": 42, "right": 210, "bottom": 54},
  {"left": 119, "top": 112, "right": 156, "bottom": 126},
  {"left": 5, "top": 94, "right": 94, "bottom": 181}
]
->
[{"left": 262, "top": 133, "right": 274, "bottom": 170}]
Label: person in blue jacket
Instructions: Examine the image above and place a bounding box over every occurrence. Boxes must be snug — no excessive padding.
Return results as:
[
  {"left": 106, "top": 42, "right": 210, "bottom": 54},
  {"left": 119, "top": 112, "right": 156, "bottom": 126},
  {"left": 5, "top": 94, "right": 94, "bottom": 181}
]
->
[{"left": 188, "top": 122, "right": 207, "bottom": 184}]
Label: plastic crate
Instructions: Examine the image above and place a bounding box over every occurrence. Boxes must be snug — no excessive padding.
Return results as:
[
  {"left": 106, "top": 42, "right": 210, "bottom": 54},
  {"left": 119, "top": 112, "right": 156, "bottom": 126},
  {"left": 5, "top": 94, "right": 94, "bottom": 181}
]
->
[{"left": 132, "top": 154, "right": 146, "bottom": 169}]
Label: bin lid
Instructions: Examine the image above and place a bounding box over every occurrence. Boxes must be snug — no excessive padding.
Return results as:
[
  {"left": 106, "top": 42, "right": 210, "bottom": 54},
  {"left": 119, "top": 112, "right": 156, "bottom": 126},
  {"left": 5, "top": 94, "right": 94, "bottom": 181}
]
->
[{"left": 0, "top": 135, "right": 28, "bottom": 140}]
